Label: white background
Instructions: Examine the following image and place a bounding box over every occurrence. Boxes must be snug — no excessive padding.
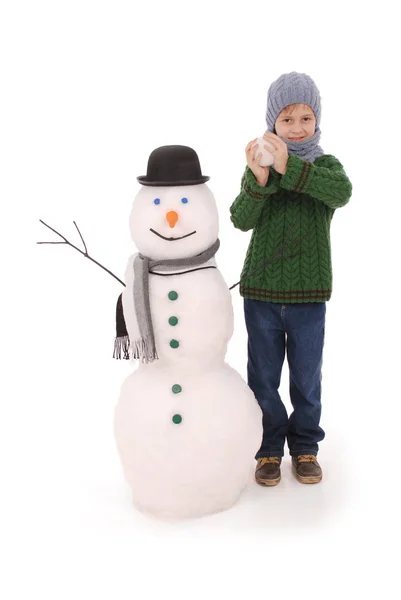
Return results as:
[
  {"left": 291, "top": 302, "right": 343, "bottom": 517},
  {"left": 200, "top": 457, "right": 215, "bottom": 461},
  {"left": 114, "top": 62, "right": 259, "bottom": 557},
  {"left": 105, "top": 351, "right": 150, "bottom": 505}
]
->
[{"left": 1, "top": 1, "right": 400, "bottom": 598}]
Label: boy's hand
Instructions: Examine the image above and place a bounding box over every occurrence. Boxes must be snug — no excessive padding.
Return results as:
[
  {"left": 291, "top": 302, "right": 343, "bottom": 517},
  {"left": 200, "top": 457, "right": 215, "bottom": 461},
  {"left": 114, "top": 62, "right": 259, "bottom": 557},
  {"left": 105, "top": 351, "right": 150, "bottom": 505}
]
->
[
  {"left": 245, "top": 138, "right": 270, "bottom": 187},
  {"left": 263, "top": 133, "right": 288, "bottom": 175}
]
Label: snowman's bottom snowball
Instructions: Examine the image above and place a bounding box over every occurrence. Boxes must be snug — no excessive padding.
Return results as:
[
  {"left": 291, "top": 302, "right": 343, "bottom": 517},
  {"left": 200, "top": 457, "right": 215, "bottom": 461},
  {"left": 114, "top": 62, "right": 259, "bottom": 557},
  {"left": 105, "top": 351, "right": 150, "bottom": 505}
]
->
[{"left": 114, "top": 363, "right": 262, "bottom": 519}]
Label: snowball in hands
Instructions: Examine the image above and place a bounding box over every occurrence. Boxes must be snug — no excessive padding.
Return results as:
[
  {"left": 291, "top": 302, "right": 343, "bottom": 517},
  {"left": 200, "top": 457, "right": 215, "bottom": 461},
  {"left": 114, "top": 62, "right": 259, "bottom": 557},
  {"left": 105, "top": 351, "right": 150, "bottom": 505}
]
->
[{"left": 253, "top": 137, "right": 275, "bottom": 166}]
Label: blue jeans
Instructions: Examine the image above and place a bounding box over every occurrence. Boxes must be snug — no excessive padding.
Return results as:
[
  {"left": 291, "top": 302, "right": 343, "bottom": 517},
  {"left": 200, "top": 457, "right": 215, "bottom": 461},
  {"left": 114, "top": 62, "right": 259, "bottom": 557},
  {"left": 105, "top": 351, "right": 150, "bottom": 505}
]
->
[{"left": 244, "top": 299, "right": 326, "bottom": 458}]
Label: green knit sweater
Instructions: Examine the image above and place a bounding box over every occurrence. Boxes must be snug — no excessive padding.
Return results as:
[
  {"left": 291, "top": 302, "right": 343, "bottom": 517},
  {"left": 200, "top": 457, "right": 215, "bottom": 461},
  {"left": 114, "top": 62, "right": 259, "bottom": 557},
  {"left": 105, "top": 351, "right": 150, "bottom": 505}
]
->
[{"left": 230, "top": 154, "right": 352, "bottom": 303}]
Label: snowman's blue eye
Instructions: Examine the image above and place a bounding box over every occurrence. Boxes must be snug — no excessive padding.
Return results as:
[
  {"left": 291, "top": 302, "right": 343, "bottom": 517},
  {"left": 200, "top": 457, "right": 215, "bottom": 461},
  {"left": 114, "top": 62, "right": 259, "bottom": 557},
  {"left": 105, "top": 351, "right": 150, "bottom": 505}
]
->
[
  {"left": 154, "top": 198, "right": 160, "bottom": 205},
  {"left": 181, "top": 197, "right": 188, "bottom": 204}
]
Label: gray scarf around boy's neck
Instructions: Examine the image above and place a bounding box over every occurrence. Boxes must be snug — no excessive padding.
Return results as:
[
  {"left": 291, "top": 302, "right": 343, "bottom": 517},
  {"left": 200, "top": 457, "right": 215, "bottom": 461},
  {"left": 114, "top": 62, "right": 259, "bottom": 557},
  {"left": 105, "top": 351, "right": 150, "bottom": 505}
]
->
[
  {"left": 132, "top": 239, "right": 220, "bottom": 363},
  {"left": 269, "top": 125, "right": 324, "bottom": 163}
]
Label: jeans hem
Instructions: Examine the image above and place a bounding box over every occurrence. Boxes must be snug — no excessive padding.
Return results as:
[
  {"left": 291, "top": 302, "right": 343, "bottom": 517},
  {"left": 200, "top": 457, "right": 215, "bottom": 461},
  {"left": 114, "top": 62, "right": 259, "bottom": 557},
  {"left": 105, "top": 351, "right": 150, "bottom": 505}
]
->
[
  {"left": 256, "top": 451, "right": 284, "bottom": 459},
  {"left": 290, "top": 451, "right": 318, "bottom": 457}
]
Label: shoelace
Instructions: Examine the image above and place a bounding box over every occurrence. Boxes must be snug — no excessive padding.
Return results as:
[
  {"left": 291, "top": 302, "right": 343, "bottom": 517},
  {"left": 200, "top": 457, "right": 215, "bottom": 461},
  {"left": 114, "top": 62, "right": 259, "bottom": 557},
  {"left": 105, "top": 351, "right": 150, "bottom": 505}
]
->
[
  {"left": 296, "top": 455, "right": 317, "bottom": 463},
  {"left": 259, "top": 457, "right": 280, "bottom": 466}
]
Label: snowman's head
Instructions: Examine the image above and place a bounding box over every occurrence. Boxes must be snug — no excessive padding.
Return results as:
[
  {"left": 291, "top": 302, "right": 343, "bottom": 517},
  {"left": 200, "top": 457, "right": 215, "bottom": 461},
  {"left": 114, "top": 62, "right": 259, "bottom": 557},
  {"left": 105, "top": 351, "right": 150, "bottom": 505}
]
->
[{"left": 129, "top": 184, "right": 219, "bottom": 260}]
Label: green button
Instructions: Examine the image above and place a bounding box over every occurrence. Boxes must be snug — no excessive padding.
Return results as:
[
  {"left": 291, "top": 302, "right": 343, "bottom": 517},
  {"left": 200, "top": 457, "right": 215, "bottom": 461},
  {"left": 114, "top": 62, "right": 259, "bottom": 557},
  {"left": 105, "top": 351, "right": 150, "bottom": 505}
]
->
[
  {"left": 169, "top": 316, "right": 178, "bottom": 326},
  {"left": 168, "top": 291, "right": 178, "bottom": 301},
  {"left": 172, "top": 414, "right": 182, "bottom": 424},
  {"left": 170, "top": 339, "right": 179, "bottom": 349},
  {"left": 172, "top": 384, "right": 182, "bottom": 394}
]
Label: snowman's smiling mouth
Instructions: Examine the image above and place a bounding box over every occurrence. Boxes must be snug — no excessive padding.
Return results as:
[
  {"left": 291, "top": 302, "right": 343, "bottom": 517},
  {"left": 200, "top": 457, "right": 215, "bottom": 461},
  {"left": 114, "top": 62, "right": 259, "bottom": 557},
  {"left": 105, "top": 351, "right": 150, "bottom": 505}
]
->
[{"left": 150, "top": 228, "right": 197, "bottom": 241}]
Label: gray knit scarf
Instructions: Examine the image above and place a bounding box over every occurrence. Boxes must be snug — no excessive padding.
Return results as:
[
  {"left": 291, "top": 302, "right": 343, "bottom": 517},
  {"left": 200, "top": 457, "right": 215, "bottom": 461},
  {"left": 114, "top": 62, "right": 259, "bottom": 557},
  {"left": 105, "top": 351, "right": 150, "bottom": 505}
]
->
[
  {"left": 132, "top": 239, "right": 220, "bottom": 363},
  {"left": 267, "top": 125, "right": 324, "bottom": 163}
]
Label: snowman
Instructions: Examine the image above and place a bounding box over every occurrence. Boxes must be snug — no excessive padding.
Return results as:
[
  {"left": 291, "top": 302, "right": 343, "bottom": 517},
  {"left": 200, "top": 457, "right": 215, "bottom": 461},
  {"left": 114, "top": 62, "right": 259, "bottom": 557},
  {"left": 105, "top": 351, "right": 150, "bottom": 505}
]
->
[{"left": 113, "top": 145, "right": 262, "bottom": 520}]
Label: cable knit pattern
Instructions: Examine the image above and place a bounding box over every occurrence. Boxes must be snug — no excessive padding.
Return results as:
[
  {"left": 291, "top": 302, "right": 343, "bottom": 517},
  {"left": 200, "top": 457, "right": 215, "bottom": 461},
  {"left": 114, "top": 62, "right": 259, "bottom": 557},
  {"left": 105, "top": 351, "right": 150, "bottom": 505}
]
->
[{"left": 230, "top": 154, "right": 352, "bottom": 303}]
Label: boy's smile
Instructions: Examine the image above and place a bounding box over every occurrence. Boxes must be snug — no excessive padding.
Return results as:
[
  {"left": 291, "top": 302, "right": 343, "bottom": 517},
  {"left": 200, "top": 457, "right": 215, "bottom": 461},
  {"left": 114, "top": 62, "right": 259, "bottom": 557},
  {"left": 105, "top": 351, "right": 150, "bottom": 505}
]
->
[{"left": 275, "top": 103, "right": 316, "bottom": 142}]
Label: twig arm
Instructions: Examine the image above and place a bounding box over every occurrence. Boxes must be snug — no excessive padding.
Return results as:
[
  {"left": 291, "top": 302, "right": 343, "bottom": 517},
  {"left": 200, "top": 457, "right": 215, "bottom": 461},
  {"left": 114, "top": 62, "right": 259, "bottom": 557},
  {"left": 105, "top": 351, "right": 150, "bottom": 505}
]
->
[{"left": 37, "top": 219, "right": 125, "bottom": 286}]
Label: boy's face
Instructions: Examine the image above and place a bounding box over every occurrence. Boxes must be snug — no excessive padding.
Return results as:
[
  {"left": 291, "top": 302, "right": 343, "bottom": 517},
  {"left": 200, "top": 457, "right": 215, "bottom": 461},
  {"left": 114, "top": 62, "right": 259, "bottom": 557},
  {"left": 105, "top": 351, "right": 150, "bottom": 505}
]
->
[{"left": 274, "top": 103, "right": 316, "bottom": 142}]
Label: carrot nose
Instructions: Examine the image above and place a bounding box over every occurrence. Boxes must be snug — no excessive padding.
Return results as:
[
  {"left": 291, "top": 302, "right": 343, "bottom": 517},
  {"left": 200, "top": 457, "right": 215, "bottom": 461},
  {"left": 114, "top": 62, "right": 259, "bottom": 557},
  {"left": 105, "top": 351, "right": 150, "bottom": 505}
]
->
[{"left": 166, "top": 211, "right": 178, "bottom": 228}]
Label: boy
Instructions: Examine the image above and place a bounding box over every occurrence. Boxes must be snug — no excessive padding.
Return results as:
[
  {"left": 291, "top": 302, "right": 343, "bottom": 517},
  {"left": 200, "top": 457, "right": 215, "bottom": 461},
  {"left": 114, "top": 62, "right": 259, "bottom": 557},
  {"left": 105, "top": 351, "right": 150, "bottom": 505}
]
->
[{"left": 230, "top": 72, "right": 352, "bottom": 486}]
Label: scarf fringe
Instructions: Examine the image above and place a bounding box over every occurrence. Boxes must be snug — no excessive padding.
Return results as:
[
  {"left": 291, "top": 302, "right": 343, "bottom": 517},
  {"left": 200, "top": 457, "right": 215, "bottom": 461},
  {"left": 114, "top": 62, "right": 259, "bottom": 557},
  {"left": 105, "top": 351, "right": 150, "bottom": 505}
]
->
[
  {"left": 132, "top": 337, "right": 159, "bottom": 364},
  {"left": 113, "top": 335, "right": 158, "bottom": 363},
  {"left": 113, "top": 335, "right": 131, "bottom": 360}
]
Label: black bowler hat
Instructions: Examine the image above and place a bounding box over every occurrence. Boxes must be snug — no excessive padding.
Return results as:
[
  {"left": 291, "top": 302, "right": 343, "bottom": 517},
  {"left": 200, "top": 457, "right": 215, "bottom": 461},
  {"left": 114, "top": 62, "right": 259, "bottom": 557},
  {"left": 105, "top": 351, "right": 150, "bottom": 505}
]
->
[{"left": 137, "top": 145, "right": 210, "bottom": 187}]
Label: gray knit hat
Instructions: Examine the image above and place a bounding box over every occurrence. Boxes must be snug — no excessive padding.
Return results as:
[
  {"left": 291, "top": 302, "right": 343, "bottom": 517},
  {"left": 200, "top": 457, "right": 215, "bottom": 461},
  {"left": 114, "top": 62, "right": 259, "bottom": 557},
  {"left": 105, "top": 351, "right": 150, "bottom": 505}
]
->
[{"left": 266, "top": 72, "right": 321, "bottom": 131}]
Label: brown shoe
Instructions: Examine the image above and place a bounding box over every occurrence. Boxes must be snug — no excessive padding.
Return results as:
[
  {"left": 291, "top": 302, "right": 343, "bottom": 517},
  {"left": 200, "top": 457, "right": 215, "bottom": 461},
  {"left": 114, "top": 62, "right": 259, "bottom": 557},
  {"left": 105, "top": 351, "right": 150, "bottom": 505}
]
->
[
  {"left": 292, "top": 455, "right": 322, "bottom": 484},
  {"left": 255, "top": 457, "right": 281, "bottom": 486}
]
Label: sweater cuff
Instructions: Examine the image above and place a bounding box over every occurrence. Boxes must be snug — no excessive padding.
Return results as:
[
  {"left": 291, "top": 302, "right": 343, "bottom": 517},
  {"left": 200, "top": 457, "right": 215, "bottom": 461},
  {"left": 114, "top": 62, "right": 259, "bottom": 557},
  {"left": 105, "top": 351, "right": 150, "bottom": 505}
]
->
[
  {"left": 244, "top": 166, "right": 281, "bottom": 200},
  {"left": 280, "top": 155, "right": 313, "bottom": 193}
]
